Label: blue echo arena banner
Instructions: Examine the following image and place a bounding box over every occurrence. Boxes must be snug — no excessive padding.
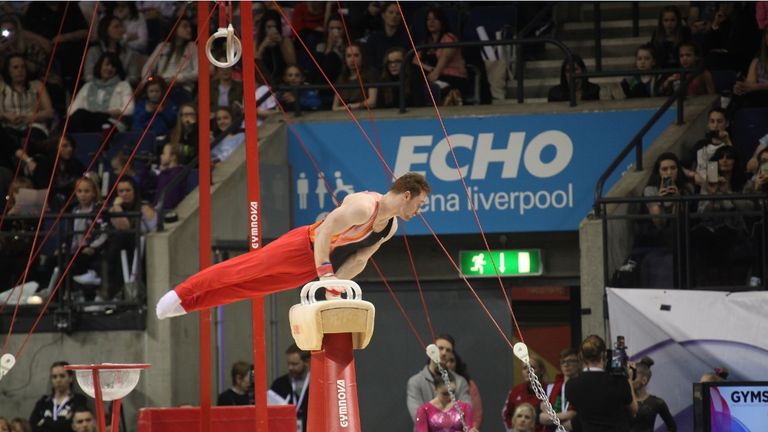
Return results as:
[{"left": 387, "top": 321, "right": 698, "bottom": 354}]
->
[{"left": 287, "top": 110, "right": 676, "bottom": 235}]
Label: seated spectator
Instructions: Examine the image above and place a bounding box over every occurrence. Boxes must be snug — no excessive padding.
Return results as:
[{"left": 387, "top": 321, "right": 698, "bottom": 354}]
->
[
  {"left": 539, "top": 348, "right": 580, "bottom": 431},
  {"left": 69, "top": 52, "right": 134, "bottom": 133},
  {"left": 364, "top": 2, "right": 410, "bottom": 72},
  {"left": 210, "top": 65, "right": 244, "bottom": 116},
  {"left": 142, "top": 18, "right": 198, "bottom": 100},
  {"left": 84, "top": 15, "right": 143, "bottom": 86},
  {"left": 346, "top": 1, "right": 383, "bottom": 40},
  {"left": 688, "top": 2, "right": 718, "bottom": 35},
  {"left": 0, "top": 177, "right": 38, "bottom": 288},
  {"left": 332, "top": 43, "right": 378, "bottom": 111},
  {"left": 510, "top": 403, "right": 537, "bottom": 432},
  {"left": 685, "top": 108, "right": 732, "bottom": 186},
  {"left": 211, "top": 106, "right": 245, "bottom": 163},
  {"left": 69, "top": 175, "right": 108, "bottom": 299},
  {"left": 168, "top": 103, "right": 198, "bottom": 164},
  {"left": 659, "top": 41, "right": 715, "bottom": 97},
  {"left": 733, "top": 26, "right": 768, "bottom": 107},
  {"left": 547, "top": 55, "right": 600, "bottom": 103},
  {"left": 629, "top": 357, "right": 677, "bottom": 432},
  {"left": 747, "top": 133, "right": 768, "bottom": 173},
  {"left": 407, "top": 334, "right": 471, "bottom": 422},
  {"left": 153, "top": 143, "right": 187, "bottom": 210},
  {"left": 744, "top": 147, "right": 768, "bottom": 193},
  {"left": 635, "top": 152, "right": 693, "bottom": 288},
  {"left": 133, "top": 77, "right": 177, "bottom": 137},
  {"left": 378, "top": 47, "right": 409, "bottom": 108},
  {"left": 218, "top": 361, "right": 252, "bottom": 406},
  {"left": 414, "top": 7, "right": 468, "bottom": 102},
  {"left": 0, "top": 417, "right": 9, "bottom": 432},
  {"left": 29, "top": 361, "right": 89, "bottom": 432},
  {"left": 0, "top": 15, "right": 52, "bottom": 81},
  {"left": 23, "top": 2, "right": 88, "bottom": 93},
  {"left": 107, "top": 176, "right": 157, "bottom": 299},
  {"left": 621, "top": 44, "right": 662, "bottom": 98},
  {"left": 33, "top": 135, "right": 86, "bottom": 208},
  {"left": 280, "top": 65, "right": 321, "bottom": 112},
  {"left": 691, "top": 146, "right": 751, "bottom": 286},
  {"left": 446, "top": 351, "right": 482, "bottom": 430},
  {"left": 414, "top": 373, "right": 476, "bottom": 432},
  {"left": 70, "top": 408, "right": 95, "bottom": 432},
  {"left": 502, "top": 355, "right": 547, "bottom": 432},
  {"left": 10, "top": 418, "right": 32, "bottom": 432},
  {"left": 292, "top": 1, "right": 333, "bottom": 56},
  {"left": 314, "top": 14, "right": 345, "bottom": 86},
  {"left": 105, "top": 2, "right": 149, "bottom": 54},
  {"left": 650, "top": 6, "right": 691, "bottom": 68},
  {"left": 0, "top": 53, "right": 54, "bottom": 144},
  {"left": 256, "top": 10, "right": 297, "bottom": 84},
  {"left": 701, "top": 2, "right": 758, "bottom": 72}
]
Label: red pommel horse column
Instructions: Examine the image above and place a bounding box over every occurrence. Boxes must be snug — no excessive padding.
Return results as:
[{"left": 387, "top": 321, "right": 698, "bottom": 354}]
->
[{"left": 289, "top": 280, "right": 375, "bottom": 432}]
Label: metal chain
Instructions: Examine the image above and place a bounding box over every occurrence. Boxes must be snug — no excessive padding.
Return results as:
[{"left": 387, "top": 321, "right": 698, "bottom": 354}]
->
[
  {"left": 526, "top": 364, "right": 566, "bottom": 432},
  {"left": 435, "top": 363, "right": 470, "bottom": 432}
]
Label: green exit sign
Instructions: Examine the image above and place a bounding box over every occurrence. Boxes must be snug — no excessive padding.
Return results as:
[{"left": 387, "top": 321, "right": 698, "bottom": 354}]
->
[{"left": 459, "top": 249, "right": 542, "bottom": 277}]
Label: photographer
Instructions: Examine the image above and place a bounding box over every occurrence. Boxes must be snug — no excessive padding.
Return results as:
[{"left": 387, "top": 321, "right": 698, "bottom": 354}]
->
[{"left": 565, "top": 335, "right": 637, "bottom": 432}]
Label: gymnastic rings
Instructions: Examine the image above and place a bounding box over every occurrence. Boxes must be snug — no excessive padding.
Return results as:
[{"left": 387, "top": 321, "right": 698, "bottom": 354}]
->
[{"left": 205, "top": 24, "right": 242, "bottom": 68}]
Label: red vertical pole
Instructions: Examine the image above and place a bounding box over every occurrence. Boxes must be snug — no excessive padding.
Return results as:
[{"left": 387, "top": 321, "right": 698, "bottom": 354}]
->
[
  {"left": 239, "top": 2, "right": 268, "bottom": 430},
  {"left": 110, "top": 400, "right": 122, "bottom": 432},
  {"left": 92, "top": 370, "right": 107, "bottom": 432},
  {"left": 197, "top": 2, "right": 213, "bottom": 432}
]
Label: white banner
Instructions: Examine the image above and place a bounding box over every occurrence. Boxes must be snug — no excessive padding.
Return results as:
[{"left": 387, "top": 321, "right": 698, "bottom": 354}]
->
[{"left": 606, "top": 288, "right": 768, "bottom": 432}]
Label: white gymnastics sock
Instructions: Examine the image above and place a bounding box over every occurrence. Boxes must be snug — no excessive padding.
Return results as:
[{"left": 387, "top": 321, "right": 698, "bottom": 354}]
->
[{"left": 156, "top": 290, "right": 187, "bottom": 319}]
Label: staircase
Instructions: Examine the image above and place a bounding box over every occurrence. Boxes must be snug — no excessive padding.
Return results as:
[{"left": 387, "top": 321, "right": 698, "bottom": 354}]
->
[{"left": 506, "top": 1, "right": 688, "bottom": 103}]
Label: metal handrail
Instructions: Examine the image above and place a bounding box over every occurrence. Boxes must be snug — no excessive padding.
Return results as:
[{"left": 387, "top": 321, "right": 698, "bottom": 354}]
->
[{"left": 592, "top": 69, "right": 703, "bottom": 215}]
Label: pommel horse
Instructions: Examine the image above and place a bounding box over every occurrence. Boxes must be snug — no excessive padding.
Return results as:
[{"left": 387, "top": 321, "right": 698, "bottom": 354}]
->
[{"left": 289, "top": 280, "right": 374, "bottom": 432}]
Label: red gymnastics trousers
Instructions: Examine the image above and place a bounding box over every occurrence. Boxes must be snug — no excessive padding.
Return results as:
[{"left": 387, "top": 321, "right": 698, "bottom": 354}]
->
[{"left": 174, "top": 226, "right": 317, "bottom": 312}]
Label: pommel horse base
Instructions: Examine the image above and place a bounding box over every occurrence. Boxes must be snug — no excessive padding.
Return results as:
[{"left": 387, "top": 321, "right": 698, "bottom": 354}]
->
[{"left": 289, "top": 280, "right": 375, "bottom": 432}]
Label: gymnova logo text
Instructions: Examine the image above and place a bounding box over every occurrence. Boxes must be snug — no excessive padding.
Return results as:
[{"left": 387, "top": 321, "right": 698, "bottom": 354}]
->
[{"left": 337, "top": 379, "right": 349, "bottom": 427}]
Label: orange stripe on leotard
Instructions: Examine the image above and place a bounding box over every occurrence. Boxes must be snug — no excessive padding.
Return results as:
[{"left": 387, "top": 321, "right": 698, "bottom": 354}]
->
[{"left": 308, "top": 192, "right": 382, "bottom": 250}]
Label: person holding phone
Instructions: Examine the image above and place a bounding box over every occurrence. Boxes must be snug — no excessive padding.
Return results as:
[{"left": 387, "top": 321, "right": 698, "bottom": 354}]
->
[
  {"left": 684, "top": 108, "right": 732, "bottom": 187},
  {"left": 691, "top": 146, "right": 751, "bottom": 287},
  {"left": 644, "top": 153, "right": 691, "bottom": 229},
  {"left": 256, "top": 10, "right": 297, "bottom": 83},
  {"left": 745, "top": 148, "right": 768, "bottom": 193}
]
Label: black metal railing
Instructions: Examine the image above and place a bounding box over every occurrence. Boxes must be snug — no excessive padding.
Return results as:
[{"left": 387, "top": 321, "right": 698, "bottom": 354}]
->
[
  {"left": 0, "top": 211, "right": 147, "bottom": 332},
  {"left": 592, "top": 69, "right": 703, "bottom": 215},
  {"left": 596, "top": 192, "right": 768, "bottom": 291}
]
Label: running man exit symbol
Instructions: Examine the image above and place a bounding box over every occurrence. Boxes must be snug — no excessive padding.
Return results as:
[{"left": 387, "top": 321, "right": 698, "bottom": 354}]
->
[{"left": 470, "top": 253, "right": 486, "bottom": 274}]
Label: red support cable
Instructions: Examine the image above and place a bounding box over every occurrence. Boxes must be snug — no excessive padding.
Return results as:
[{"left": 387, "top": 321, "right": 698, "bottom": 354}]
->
[
  {"left": 251, "top": 61, "right": 428, "bottom": 351},
  {"left": 11, "top": 4, "right": 217, "bottom": 362},
  {"left": 334, "top": 0, "right": 435, "bottom": 341},
  {"left": 1, "top": 1, "right": 101, "bottom": 355},
  {"left": 0, "top": 5, "right": 189, "bottom": 317},
  {"left": 270, "top": 0, "right": 525, "bottom": 350},
  {"left": 0, "top": 2, "right": 70, "bottom": 230},
  {"left": 395, "top": 1, "right": 526, "bottom": 344},
  {"left": 240, "top": 1, "right": 269, "bottom": 430},
  {"left": 197, "top": 3, "right": 213, "bottom": 432}
]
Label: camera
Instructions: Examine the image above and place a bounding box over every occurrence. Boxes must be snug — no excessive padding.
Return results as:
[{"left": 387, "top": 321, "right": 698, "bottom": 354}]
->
[
  {"left": 705, "top": 130, "right": 721, "bottom": 142},
  {"left": 606, "top": 336, "right": 632, "bottom": 378}
]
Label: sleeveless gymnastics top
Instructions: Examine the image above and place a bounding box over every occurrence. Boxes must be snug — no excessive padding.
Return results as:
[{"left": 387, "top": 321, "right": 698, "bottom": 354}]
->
[{"left": 308, "top": 192, "right": 395, "bottom": 270}]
